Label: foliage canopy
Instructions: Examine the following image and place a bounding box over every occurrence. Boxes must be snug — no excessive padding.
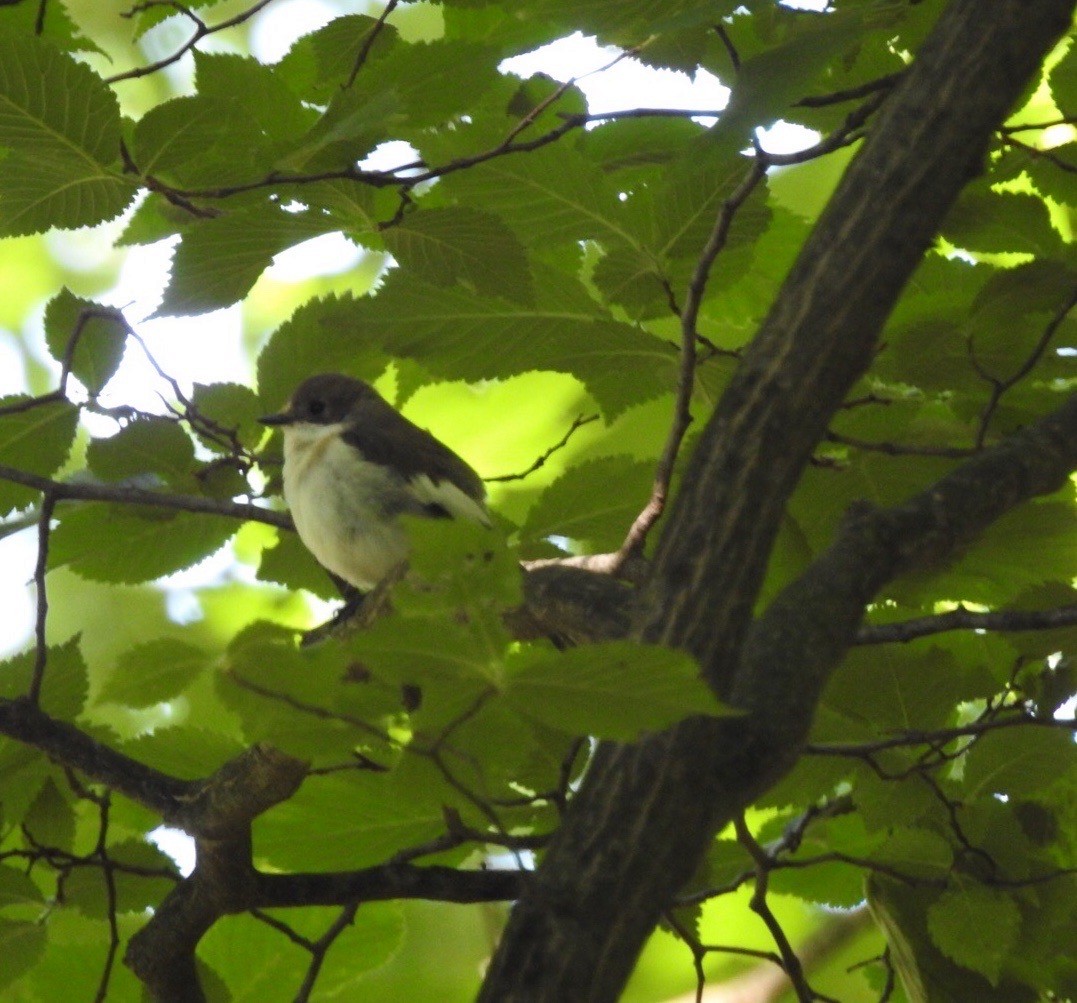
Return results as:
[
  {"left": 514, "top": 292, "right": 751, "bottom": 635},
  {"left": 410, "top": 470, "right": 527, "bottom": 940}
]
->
[{"left": 0, "top": 1, "right": 1075, "bottom": 1001}]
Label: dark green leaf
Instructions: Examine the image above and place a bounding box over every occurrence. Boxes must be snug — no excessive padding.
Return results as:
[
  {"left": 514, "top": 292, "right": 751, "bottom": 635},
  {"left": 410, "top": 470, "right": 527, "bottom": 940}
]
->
[
  {"left": 0, "top": 396, "right": 79, "bottom": 515},
  {"left": 927, "top": 882, "right": 1021, "bottom": 986},
  {"left": 522, "top": 456, "right": 653, "bottom": 551},
  {"left": 0, "top": 35, "right": 131, "bottom": 236},
  {"left": 383, "top": 206, "right": 534, "bottom": 303},
  {"left": 42, "top": 291, "right": 127, "bottom": 395},
  {"left": 87, "top": 418, "right": 195, "bottom": 489},
  {"left": 159, "top": 206, "right": 335, "bottom": 316}
]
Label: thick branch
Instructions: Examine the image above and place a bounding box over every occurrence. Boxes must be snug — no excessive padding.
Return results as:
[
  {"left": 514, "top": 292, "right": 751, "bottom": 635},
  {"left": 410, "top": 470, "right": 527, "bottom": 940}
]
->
[{"left": 480, "top": 2, "right": 1076, "bottom": 999}]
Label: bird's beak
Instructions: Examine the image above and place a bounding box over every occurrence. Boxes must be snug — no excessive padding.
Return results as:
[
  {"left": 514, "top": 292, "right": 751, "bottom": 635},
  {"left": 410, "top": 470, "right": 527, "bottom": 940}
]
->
[{"left": 258, "top": 409, "right": 294, "bottom": 427}]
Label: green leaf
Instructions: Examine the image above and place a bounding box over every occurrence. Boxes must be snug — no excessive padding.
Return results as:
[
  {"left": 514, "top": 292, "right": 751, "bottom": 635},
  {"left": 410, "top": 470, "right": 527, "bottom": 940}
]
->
[
  {"left": 383, "top": 207, "right": 534, "bottom": 303},
  {"left": 120, "top": 728, "right": 246, "bottom": 780},
  {"left": 927, "top": 882, "right": 1021, "bottom": 986},
  {"left": 0, "top": 637, "right": 87, "bottom": 720},
  {"left": 0, "top": 35, "right": 131, "bottom": 236},
  {"left": 64, "top": 839, "right": 178, "bottom": 916},
  {"left": 0, "top": 919, "right": 46, "bottom": 992},
  {"left": 254, "top": 772, "right": 445, "bottom": 869},
  {"left": 159, "top": 205, "right": 335, "bottom": 316},
  {"left": 942, "top": 189, "right": 1062, "bottom": 257},
  {"left": 502, "top": 641, "right": 731, "bottom": 741},
  {"left": 42, "top": 290, "right": 128, "bottom": 396},
  {"left": 49, "top": 506, "right": 237, "bottom": 584},
  {"left": 0, "top": 396, "right": 79, "bottom": 515},
  {"left": 189, "top": 382, "right": 263, "bottom": 453},
  {"left": 99, "top": 639, "right": 208, "bottom": 708},
  {"left": 277, "top": 15, "right": 399, "bottom": 103},
  {"left": 131, "top": 95, "right": 246, "bottom": 187},
  {"left": 23, "top": 778, "right": 75, "bottom": 853},
  {"left": 0, "top": 865, "right": 44, "bottom": 918},
  {"left": 336, "top": 270, "right": 676, "bottom": 418},
  {"left": 87, "top": 418, "right": 195, "bottom": 490},
  {"left": 255, "top": 294, "right": 390, "bottom": 412},
  {"left": 869, "top": 827, "right": 953, "bottom": 881},
  {"left": 522, "top": 456, "right": 654, "bottom": 551},
  {"left": 963, "top": 725, "right": 1077, "bottom": 799},
  {"left": 441, "top": 144, "right": 631, "bottom": 247}
]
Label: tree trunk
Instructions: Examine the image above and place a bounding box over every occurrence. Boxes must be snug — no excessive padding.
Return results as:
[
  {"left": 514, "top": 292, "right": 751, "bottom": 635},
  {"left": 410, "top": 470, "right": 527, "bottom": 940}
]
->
[{"left": 478, "top": 1, "right": 1077, "bottom": 998}]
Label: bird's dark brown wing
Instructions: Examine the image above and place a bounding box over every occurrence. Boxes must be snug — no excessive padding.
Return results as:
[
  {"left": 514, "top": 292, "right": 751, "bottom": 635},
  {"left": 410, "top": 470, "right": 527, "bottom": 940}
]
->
[{"left": 342, "top": 398, "right": 487, "bottom": 506}]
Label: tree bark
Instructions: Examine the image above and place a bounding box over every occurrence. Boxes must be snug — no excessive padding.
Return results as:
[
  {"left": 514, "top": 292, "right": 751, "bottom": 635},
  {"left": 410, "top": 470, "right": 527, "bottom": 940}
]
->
[{"left": 478, "top": 1, "right": 1077, "bottom": 999}]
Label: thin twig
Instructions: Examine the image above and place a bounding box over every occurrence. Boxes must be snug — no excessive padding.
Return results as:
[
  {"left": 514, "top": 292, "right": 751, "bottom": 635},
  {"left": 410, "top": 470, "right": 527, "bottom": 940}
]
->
[
  {"left": 485, "top": 414, "right": 600, "bottom": 482},
  {"left": 856, "top": 602, "right": 1077, "bottom": 644},
  {"left": 27, "top": 492, "right": 56, "bottom": 706},
  {"left": 0, "top": 464, "right": 290, "bottom": 531},
  {"left": 613, "top": 160, "right": 767, "bottom": 569},
  {"left": 974, "top": 284, "right": 1077, "bottom": 447},
  {"left": 825, "top": 431, "right": 977, "bottom": 459},
  {"left": 108, "top": 0, "right": 277, "bottom": 83},
  {"left": 294, "top": 903, "right": 359, "bottom": 1003},
  {"left": 794, "top": 72, "right": 904, "bottom": 108},
  {"left": 345, "top": 0, "right": 399, "bottom": 88}
]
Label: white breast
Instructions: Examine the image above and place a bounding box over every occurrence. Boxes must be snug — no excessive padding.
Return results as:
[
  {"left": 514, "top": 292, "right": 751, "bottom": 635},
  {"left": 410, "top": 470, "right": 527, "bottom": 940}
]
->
[{"left": 281, "top": 424, "right": 410, "bottom": 590}]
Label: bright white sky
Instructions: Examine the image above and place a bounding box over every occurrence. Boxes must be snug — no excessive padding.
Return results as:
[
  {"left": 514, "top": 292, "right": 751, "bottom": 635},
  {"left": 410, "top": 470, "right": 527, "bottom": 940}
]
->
[{"left": 0, "top": 6, "right": 829, "bottom": 658}]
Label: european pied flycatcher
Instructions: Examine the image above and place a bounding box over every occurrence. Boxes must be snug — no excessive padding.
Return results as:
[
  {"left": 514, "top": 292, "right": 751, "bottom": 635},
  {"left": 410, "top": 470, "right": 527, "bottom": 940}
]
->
[{"left": 259, "top": 373, "right": 488, "bottom": 591}]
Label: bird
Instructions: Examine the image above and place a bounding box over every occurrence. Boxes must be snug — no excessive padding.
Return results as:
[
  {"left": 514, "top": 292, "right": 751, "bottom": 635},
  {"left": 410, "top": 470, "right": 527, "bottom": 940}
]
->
[{"left": 259, "top": 373, "right": 489, "bottom": 594}]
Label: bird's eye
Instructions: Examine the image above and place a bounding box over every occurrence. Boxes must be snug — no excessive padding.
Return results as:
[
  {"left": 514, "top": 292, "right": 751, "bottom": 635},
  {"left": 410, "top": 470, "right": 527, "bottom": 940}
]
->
[{"left": 307, "top": 399, "right": 326, "bottom": 417}]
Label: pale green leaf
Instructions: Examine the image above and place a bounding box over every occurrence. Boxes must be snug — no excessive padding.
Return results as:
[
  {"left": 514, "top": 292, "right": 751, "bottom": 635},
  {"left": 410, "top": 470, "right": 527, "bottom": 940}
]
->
[
  {"left": 503, "top": 641, "right": 730, "bottom": 741},
  {"left": 99, "top": 639, "right": 208, "bottom": 708},
  {"left": 49, "top": 506, "right": 237, "bottom": 584}
]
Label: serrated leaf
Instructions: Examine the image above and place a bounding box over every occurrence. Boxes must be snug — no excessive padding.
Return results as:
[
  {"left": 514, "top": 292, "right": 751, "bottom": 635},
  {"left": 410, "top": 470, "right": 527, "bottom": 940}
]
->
[
  {"left": 131, "top": 93, "right": 282, "bottom": 188},
  {"left": 100, "top": 639, "right": 207, "bottom": 708},
  {"left": 503, "top": 641, "right": 731, "bottom": 741},
  {"left": 42, "top": 290, "right": 128, "bottom": 396},
  {"left": 0, "top": 396, "right": 79, "bottom": 515},
  {"left": 522, "top": 456, "right": 653, "bottom": 551},
  {"left": 336, "top": 270, "right": 676, "bottom": 418},
  {"left": 0, "top": 637, "right": 87, "bottom": 720},
  {"left": 963, "top": 725, "right": 1077, "bottom": 799},
  {"left": 441, "top": 144, "right": 629, "bottom": 247},
  {"left": 942, "top": 190, "right": 1062, "bottom": 257},
  {"left": 927, "top": 883, "right": 1021, "bottom": 986},
  {"left": 49, "top": 506, "right": 237, "bottom": 584},
  {"left": 254, "top": 772, "right": 445, "bottom": 869},
  {"left": 190, "top": 382, "right": 263, "bottom": 453},
  {"left": 23, "top": 778, "right": 75, "bottom": 852},
  {"left": 383, "top": 206, "right": 534, "bottom": 303},
  {"left": 277, "top": 15, "right": 399, "bottom": 103},
  {"left": 159, "top": 205, "right": 334, "bottom": 316},
  {"left": 0, "top": 919, "right": 46, "bottom": 992},
  {"left": 0, "top": 35, "right": 131, "bottom": 236},
  {"left": 87, "top": 418, "right": 195, "bottom": 489},
  {"left": 255, "top": 294, "right": 390, "bottom": 411}
]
